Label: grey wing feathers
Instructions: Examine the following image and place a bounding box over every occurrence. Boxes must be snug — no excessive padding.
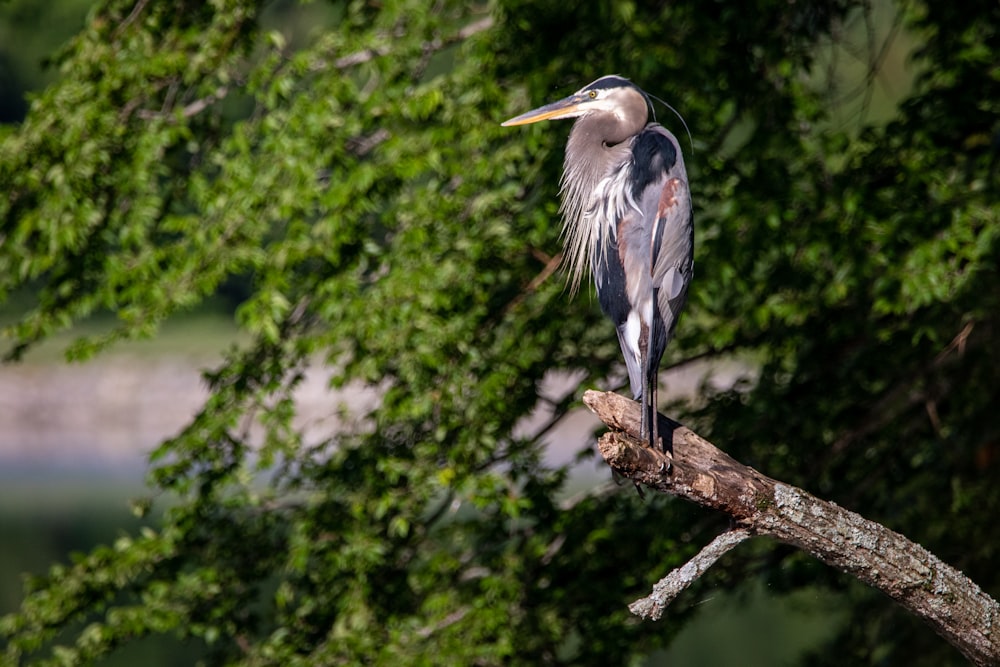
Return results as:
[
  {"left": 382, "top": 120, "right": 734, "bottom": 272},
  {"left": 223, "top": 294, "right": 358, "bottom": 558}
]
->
[
  {"left": 616, "top": 324, "right": 644, "bottom": 400},
  {"left": 651, "top": 170, "right": 694, "bottom": 339}
]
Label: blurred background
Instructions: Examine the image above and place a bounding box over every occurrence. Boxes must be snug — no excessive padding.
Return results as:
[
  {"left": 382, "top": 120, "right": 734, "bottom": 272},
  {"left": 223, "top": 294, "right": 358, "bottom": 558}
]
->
[{"left": 1, "top": 0, "right": 995, "bottom": 665}]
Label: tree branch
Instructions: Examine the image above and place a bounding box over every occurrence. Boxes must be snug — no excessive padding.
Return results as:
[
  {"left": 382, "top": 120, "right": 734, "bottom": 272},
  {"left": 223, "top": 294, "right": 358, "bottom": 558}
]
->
[
  {"left": 630, "top": 528, "right": 751, "bottom": 621},
  {"left": 582, "top": 389, "right": 1000, "bottom": 667},
  {"left": 136, "top": 86, "right": 229, "bottom": 121},
  {"left": 330, "top": 16, "right": 494, "bottom": 70}
]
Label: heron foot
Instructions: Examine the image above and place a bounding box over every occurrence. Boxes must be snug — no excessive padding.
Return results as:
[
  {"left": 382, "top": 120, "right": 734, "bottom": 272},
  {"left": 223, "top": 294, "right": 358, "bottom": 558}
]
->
[{"left": 613, "top": 469, "right": 647, "bottom": 498}]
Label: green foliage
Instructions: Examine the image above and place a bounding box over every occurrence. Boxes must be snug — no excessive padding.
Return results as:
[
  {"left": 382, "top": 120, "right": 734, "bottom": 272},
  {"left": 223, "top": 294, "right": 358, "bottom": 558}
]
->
[{"left": 1, "top": 0, "right": 998, "bottom": 665}]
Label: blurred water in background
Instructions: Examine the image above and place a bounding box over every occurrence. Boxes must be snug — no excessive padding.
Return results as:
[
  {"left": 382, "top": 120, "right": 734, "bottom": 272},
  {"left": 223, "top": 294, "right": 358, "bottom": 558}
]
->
[
  {"left": 0, "top": 357, "right": 209, "bottom": 475},
  {"left": 0, "top": 351, "right": 744, "bottom": 476}
]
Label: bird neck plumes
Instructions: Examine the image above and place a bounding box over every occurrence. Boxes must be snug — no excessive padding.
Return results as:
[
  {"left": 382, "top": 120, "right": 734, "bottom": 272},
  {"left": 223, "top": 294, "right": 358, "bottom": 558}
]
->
[{"left": 559, "top": 114, "right": 637, "bottom": 293}]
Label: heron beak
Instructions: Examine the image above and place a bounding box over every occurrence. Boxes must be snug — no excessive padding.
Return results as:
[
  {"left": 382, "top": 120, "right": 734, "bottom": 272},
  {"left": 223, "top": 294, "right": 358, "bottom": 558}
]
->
[{"left": 501, "top": 94, "right": 587, "bottom": 126}]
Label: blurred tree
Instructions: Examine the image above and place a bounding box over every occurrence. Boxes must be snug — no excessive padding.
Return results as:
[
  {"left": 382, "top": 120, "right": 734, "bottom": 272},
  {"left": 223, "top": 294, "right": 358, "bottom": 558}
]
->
[
  {"left": 0, "top": 0, "right": 997, "bottom": 665},
  {"left": 0, "top": 0, "right": 93, "bottom": 122}
]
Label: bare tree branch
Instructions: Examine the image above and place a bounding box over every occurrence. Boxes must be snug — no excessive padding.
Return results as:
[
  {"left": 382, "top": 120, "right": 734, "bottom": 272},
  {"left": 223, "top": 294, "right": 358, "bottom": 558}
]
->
[
  {"left": 136, "top": 86, "right": 229, "bottom": 121},
  {"left": 630, "top": 528, "right": 751, "bottom": 621},
  {"left": 330, "top": 16, "right": 494, "bottom": 70},
  {"left": 130, "top": 16, "right": 496, "bottom": 124},
  {"left": 115, "top": 0, "right": 150, "bottom": 37},
  {"left": 583, "top": 389, "right": 1000, "bottom": 667}
]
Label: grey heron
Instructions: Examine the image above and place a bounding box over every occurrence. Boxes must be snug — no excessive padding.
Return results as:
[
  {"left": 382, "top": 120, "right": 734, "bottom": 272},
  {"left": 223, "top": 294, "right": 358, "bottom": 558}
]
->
[{"left": 502, "top": 75, "right": 694, "bottom": 452}]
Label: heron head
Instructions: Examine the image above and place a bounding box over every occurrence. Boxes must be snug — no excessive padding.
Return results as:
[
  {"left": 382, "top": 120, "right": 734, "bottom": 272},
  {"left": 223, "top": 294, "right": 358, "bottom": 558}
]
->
[{"left": 501, "top": 75, "right": 652, "bottom": 128}]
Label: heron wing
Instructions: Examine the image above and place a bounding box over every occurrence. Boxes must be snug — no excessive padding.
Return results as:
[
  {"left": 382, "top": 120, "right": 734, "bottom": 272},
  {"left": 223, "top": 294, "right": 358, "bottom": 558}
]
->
[
  {"left": 593, "top": 213, "right": 645, "bottom": 399},
  {"left": 645, "top": 129, "right": 694, "bottom": 338},
  {"left": 615, "top": 320, "right": 645, "bottom": 400}
]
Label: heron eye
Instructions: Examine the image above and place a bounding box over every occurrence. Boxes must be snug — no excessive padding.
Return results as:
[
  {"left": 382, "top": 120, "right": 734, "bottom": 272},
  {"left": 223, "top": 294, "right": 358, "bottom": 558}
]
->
[{"left": 588, "top": 90, "right": 597, "bottom": 99}]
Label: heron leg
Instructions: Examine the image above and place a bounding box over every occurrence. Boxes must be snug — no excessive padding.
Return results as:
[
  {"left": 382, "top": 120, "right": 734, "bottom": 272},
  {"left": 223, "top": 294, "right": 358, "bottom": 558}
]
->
[
  {"left": 651, "top": 377, "right": 660, "bottom": 452},
  {"left": 637, "top": 323, "right": 650, "bottom": 445},
  {"left": 641, "top": 322, "right": 660, "bottom": 451},
  {"left": 639, "top": 376, "right": 649, "bottom": 448},
  {"left": 645, "top": 365, "right": 659, "bottom": 451}
]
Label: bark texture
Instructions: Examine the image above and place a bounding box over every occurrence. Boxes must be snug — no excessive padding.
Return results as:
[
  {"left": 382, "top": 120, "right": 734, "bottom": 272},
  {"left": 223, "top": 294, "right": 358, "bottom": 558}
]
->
[{"left": 583, "top": 389, "right": 1000, "bottom": 667}]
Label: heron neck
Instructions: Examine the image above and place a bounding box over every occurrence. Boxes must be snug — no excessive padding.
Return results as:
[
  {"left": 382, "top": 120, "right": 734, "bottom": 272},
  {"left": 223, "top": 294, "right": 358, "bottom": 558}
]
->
[{"left": 558, "top": 116, "right": 636, "bottom": 291}]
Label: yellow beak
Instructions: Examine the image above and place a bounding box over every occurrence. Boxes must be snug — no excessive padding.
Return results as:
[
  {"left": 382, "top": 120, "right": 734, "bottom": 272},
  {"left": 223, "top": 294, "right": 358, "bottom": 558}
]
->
[{"left": 501, "top": 94, "right": 588, "bottom": 126}]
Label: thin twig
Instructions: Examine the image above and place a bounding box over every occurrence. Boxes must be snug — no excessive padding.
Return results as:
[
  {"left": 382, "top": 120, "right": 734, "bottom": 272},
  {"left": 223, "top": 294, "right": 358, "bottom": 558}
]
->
[
  {"left": 137, "top": 86, "right": 229, "bottom": 121},
  {"left": 831, "top": 319, "right": 977, "bottom": 453},
  {"left": 416, "top": 607, "right": 470, "bottom": 639},
  {"left": 330, "top": 16, "right": 494, "bottom": 71},
  {"left": 502, "top": 250, "right": 563, "bottom": 315},
  {"left": 115, "top": 0, "right": 150, "bottom": 37},
  {"left": 629, "top": 528, "right": 752, "bottom": 620}
]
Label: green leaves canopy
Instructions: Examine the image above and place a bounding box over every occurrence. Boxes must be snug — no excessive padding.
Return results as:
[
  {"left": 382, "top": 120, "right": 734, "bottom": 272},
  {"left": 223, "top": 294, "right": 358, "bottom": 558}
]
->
[{"left": 1, "top": 0, "right": 998, "bottom": 665}]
